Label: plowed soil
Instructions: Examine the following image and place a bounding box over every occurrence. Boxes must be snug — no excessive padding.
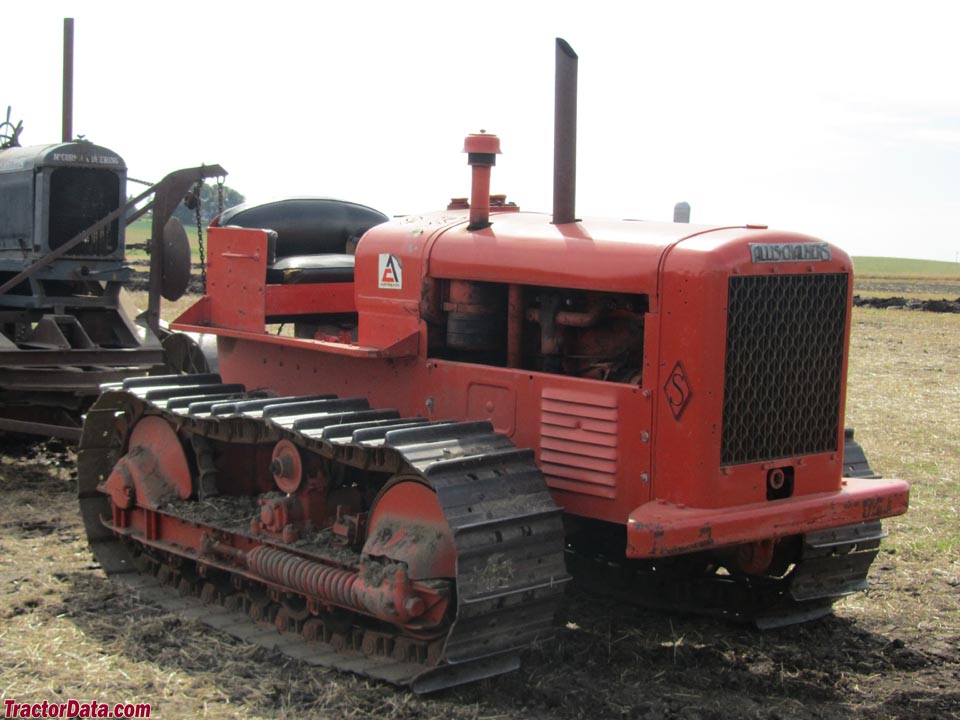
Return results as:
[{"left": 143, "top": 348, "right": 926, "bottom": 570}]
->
[{"left": 1, "top": 305, "right": 957, "bottom": 719}]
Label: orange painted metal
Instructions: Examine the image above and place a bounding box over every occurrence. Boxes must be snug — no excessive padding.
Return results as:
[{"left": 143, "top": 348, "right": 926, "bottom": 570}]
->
[
  {"left": 171, "top": 200, "right": 910, "bottom": 561},
  {"left": 424, "top": 213, "right": 706, "bottom": 297},
  {"left": 101, "top": 416, "right": 191, "bottom": 511},
  {"left": 463, "top": 132, "right": 501, "bottom": 230},
  {"left": 270, "top": 439, "right": 303, "bottom": 494},
  {"left": 365, "top": 478, "right": 457, "bottom": 581},
  {"left": 205, "top": 228, "right": 269, "bottom": 332},
  {"left": 540, "top": 386, "right": 620, "bottom": 500},
  {"left": 650, "top": 228, "right": 856, "bottom": 510},
  {"left": 188, "top": 227, "right": 356, "bottom": 331},
  {"left": 266, "top": 283, "right": 355, "bottom": 317},
  {"left": 101, "top": 420, "right": 451, "bottom": 629},
  {"left": 627, "top": 476, "right": 911, "bottom": 558},
  {"left": 105, "top": 501, "right": 449, "bottom": 629}
]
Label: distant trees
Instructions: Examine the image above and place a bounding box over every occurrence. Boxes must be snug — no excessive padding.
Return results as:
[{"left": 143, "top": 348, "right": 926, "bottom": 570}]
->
[
  {"left": 125, "top": 183, "right": 245, "bottom": 226},
  {"left": 173, "top": 183, "right": 245, "bottom": 226}
]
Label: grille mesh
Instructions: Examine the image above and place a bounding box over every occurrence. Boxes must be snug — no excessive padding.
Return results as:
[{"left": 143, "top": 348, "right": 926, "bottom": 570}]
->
[
  {"left": 721, "top": 273, "right": 848, "bottom": 465},
  {"left": 49, "top": 167, "right": 120, "bottom": 256}
]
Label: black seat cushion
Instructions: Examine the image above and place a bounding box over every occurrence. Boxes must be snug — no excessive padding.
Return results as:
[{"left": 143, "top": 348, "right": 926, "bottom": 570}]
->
[
  {"left": 266, "top": 254, "right": 354, "bottom": 285},
  {"left": 217, "top": 198, "right": 388, "bottom": 258}
]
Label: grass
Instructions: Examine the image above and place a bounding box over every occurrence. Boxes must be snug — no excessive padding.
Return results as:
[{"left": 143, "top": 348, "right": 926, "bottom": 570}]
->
[
  {"left": 125, "top": 290, "right": 198, "bottom": 326},
  {"left": 846, "top": 307, "right": 960, "bottom": 558},
  {"left": 851, "top": 257, "right": 960, "bottom": 300},
  {"left": 125, "top": 217, "right": 152, "bottom": 245},
  {"left": 852, "top": 256, "right": 960, "bottom": 277},
  {"left": 125, "top": 217, "right": 203, "bottom": 263}
]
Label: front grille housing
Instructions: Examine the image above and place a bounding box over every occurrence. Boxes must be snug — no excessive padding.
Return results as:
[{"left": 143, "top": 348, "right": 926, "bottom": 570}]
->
[
  {"left": 49, "top": 167, "right": 121, "bottom": 256},
  {"left": 721, "top": 273, "right": 848, "bottom": 465}
]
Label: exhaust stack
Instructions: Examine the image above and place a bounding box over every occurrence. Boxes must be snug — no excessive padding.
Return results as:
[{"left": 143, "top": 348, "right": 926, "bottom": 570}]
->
[
  {"left": 553, "top": 38, "right": 578, "bottom": 225},
  {"left": 62, "top": 18, "right": 74, "bottom": 142}
]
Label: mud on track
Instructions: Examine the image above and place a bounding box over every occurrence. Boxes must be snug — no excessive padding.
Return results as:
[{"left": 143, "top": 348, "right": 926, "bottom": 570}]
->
[{"left": 0, "top": 438, "right": 956, "bottom": 720}]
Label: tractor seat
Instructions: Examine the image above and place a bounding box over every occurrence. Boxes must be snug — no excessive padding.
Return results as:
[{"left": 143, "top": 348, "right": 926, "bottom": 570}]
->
[
  {"left": 215, "top": 198, "right": 389, "bottom": 258},
  {"left": 266, "top": 253, "right": 354, "bottom": 285}
]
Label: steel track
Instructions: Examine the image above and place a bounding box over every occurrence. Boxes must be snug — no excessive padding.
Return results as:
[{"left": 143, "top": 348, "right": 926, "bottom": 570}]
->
[
  {"left": 78, "top": 375, "right": 570, "bottom": 692},
  {"left": 566, "top": 525, "right": 886, "bottom": 630}
]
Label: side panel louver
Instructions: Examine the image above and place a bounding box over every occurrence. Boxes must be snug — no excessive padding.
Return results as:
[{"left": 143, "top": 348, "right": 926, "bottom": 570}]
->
[{"left": 540, "top": 387, "right": 618, "bottom": 499}]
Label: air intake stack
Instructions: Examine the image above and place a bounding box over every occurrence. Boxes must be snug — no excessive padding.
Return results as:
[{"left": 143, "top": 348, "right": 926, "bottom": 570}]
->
[{"left": 463, "top": 131, "right": 501, "bottom": 231}]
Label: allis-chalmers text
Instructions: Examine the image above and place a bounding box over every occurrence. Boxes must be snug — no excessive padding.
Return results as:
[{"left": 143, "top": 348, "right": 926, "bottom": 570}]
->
[{"left": 749, "top": 242, "right": 832, "bottom": 263}]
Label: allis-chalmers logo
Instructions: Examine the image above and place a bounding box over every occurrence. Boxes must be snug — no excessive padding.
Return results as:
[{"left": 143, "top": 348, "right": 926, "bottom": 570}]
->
[
  {"left": 749, "top": 242, "right": 832, "bottom": 263},
  {"left": 378, "top": 253, "right": 403, "bottom": 289}
]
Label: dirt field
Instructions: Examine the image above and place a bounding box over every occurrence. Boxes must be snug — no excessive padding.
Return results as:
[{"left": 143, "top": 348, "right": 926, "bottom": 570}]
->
[{"left": 1, "top": 298, "right": 957, "bottom": 719}]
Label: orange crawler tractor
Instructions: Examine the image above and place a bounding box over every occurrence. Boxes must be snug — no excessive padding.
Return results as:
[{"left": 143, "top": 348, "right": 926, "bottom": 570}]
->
[{"left": 78, "top": 41, "right": 909, "bottom": 691}]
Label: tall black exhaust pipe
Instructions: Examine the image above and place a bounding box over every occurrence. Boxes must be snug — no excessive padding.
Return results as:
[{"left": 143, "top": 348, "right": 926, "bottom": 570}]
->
[
  {"left": 62, "top": 18, "right": 74, "bottom": 142},
  {"left": 553, "top": 38, "right": 578, "bottom": 225}
]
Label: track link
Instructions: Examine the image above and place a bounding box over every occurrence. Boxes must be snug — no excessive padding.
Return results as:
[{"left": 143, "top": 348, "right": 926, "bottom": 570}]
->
[
  {"left": 78, "top": 374, "right": 570, "bottom": 692},
  {"left": 566, "top": 429, "right": 888, "bottom": 628},
  {"left": 567, "top": 520, "right": 885, "bottom": 629}
]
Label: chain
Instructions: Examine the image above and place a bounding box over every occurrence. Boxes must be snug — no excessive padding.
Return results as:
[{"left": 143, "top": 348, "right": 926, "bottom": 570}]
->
[
  {"left": 193, "top": 180, "right": 206, "bottom": 294},
  {"left": 187, "top": 176, "right": 224, "bottom": 295}
]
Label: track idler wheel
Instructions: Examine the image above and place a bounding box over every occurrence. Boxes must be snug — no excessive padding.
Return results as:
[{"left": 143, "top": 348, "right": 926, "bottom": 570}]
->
[
  {"left": 100, "top": 416, "right": 192, "bottom": 511},
  {"left": 364, "top": 477, "right": 456, "bottom": 581},
  {"left": 361, "top": 477, "right": 457, "bottom": 630}
]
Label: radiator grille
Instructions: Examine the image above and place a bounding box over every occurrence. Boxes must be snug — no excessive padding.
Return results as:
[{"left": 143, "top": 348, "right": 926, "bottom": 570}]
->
[
  {"left": 49, "top": 167, "right": 120, "bottom": 256},
  {"left": 721, "top": 273, "right": 848, "bottom": 465}
]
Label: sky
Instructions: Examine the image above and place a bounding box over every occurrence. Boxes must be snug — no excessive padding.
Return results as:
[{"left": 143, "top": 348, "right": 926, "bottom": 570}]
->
[{"left": 4, "top": 1, "right": 959, "bottom": 262}]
